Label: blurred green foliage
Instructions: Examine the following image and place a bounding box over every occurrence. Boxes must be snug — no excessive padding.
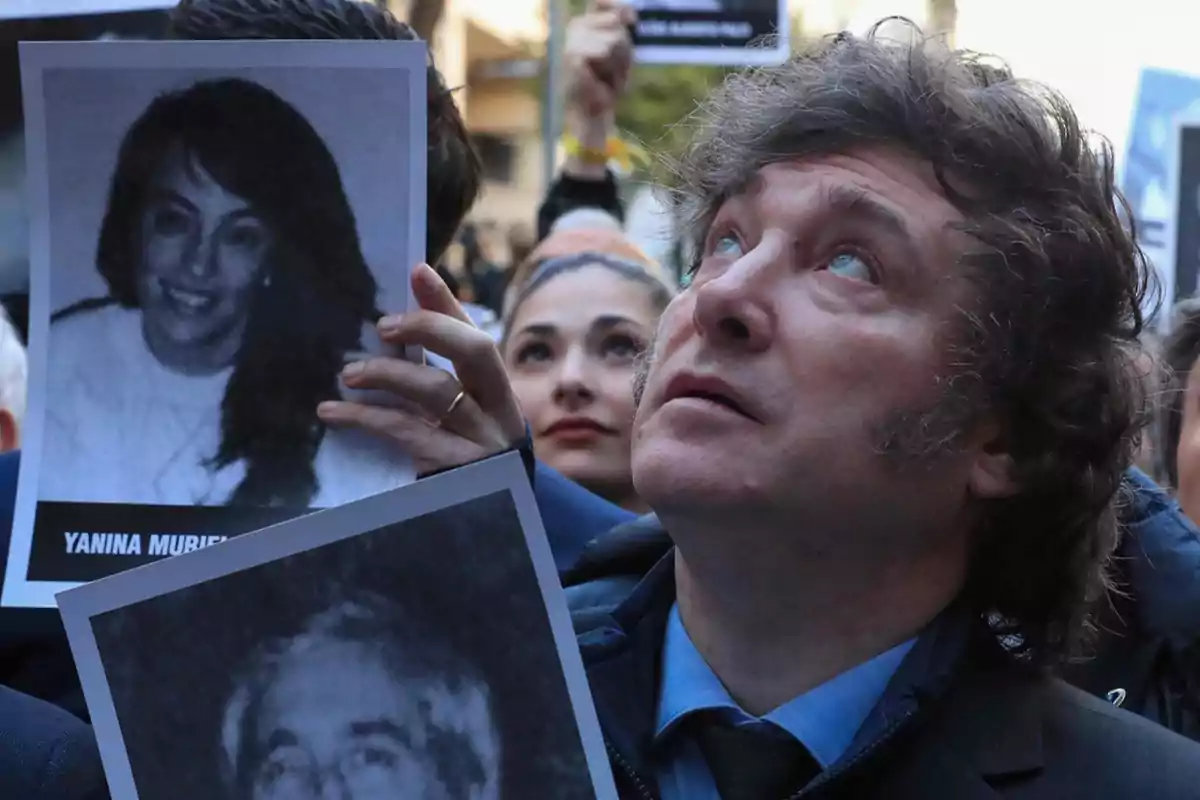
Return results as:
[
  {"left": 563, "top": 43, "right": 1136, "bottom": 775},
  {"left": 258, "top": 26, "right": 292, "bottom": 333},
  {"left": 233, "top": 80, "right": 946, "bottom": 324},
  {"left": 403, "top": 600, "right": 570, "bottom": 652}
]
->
[
  {"left": 616, "top": 63, "right": 732, "bottom": 159},
  {"left": 561, "top": 0, "right": 730, "bottom": 162}
]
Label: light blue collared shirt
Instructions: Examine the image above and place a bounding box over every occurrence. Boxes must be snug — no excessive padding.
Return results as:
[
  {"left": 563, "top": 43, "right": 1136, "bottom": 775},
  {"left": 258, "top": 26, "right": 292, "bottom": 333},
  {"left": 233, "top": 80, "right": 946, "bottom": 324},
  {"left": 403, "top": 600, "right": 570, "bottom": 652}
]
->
[{"left": 654, "top": 604, "right": 915, "bottom": 799}]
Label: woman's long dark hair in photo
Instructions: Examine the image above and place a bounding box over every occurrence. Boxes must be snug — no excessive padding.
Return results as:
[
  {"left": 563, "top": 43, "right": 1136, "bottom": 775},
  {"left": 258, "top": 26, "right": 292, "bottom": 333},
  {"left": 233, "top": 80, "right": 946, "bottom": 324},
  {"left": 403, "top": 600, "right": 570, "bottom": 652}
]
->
[{"left": 55, "top": 78, "right": 378, "bottom": 507}]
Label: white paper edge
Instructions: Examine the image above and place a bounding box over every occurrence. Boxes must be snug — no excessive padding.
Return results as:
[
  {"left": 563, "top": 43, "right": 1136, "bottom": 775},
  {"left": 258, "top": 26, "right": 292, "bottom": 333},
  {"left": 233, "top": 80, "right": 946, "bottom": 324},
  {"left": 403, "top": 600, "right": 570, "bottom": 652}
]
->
[
  {"left": 3, "top": 38, "right": 428, "bottom": 607},
  {"left": 0, "top": 0, "right": 173, "bottom": 20},
  {"left": 57, "top": 451, "right": 620, "bottom": 800}
]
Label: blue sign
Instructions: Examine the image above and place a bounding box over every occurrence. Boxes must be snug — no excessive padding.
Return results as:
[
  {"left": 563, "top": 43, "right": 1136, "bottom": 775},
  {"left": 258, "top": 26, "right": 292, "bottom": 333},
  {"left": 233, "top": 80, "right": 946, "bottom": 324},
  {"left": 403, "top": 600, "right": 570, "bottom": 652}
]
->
[{"left": 1123, "top": 68, "right": 1200, "bottom": 253}]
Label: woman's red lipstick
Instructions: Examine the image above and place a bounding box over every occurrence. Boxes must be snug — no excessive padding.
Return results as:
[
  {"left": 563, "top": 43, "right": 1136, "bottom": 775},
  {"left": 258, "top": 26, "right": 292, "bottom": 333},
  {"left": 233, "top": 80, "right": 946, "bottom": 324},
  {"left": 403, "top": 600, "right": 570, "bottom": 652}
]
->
[{"left": 542, "top": 417, "right": 617, "bottom": 444}]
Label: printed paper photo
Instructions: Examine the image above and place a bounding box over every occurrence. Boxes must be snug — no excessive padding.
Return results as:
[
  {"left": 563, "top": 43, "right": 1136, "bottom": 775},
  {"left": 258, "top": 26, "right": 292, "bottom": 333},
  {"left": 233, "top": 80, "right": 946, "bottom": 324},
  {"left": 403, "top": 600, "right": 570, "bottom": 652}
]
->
[
  {"left": 631, "top": 0, "right": 788, "bottom": 66},
  {"left": 57, "top": 453, "right": 618, "bottom": 800},
  {"left": 3, "top": 39, "right": 427, "bottom": 607}
]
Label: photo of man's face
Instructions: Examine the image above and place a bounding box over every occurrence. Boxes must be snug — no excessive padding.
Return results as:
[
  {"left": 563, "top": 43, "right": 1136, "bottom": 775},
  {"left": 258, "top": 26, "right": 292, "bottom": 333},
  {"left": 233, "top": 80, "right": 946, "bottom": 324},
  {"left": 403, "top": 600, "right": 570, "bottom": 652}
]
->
[{"left": 244, "top": 636, "right": 495, "bottom": 800}]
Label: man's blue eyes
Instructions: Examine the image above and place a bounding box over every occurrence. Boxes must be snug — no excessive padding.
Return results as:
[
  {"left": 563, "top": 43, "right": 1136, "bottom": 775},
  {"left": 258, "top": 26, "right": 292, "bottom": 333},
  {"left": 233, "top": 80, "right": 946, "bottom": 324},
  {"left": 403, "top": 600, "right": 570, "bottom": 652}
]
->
[
  {"left": 827, "top": 252, "right": 873, "bottom": 281},
  {"left": 712, "top": 234, "right": 743, "bottom": 257},
  {"left": 698, "top": 236, "right": 874, "bottom": 284}
]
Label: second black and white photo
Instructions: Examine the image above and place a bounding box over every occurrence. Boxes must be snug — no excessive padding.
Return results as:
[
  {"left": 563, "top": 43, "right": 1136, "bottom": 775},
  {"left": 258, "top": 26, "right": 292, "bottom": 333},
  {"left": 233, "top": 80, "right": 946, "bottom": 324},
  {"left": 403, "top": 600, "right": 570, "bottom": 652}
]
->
[{"left": 58, "top": 454, "right": 618, "bottom": 800}]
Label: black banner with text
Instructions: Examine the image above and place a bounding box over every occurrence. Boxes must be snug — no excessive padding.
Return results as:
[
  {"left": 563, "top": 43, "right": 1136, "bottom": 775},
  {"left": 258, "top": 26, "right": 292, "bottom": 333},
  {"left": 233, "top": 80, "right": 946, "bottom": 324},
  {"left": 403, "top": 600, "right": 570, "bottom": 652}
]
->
[
  {"left": 632, "top": 9, "right": 779, "bottom": 50},
  {"left": 27, "top": 501, "right": 315, "bottom": 582}
]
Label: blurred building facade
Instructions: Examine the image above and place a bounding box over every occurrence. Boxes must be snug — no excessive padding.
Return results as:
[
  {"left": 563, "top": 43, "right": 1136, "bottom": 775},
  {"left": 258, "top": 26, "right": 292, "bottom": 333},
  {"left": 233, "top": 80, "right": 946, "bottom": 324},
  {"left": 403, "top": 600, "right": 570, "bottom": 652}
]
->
[
  {"left": 381, "top": 1, "right": 953, "bottom": 234},
  {"left": 388, "top": 0, "right": 548, "bottom": 229}
]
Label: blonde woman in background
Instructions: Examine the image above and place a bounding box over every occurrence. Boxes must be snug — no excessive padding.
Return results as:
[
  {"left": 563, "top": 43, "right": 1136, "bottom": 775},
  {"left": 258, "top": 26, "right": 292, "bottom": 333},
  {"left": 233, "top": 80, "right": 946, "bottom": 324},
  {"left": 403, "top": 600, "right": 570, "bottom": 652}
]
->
[{"left": 502, "top": 231, "right": 672, "bottom": 512}]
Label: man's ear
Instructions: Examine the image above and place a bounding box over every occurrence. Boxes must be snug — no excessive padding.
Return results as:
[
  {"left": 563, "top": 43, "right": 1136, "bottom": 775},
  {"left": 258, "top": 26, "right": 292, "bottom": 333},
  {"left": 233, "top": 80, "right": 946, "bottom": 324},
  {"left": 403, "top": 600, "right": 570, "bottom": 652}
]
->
[
  {"left": 0, "top": 409, "right": 19, "bottom": 453},
  {"left": 968, "top": 423, "right": 1017, "bottom": 499}
]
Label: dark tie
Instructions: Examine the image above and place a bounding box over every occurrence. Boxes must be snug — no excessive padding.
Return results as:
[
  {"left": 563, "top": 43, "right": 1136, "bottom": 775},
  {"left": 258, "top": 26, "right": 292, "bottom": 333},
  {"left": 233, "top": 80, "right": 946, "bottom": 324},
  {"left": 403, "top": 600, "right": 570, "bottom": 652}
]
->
[{"left": 693, "top": 717, "right": 822, "bottom": 800}]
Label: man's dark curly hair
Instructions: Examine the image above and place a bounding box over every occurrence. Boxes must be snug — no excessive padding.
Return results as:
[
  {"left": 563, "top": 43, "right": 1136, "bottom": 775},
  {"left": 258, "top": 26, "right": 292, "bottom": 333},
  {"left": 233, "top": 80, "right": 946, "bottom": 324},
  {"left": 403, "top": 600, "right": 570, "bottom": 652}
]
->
[
  {"left": 170, "top": 0, "right": 481, "bottom": 264},
  {"left": 55, "top": 77, "right": 376, "bottom": 507},
  {"left": 670, "top": 21, "right": 1155, "bottom": 666}
]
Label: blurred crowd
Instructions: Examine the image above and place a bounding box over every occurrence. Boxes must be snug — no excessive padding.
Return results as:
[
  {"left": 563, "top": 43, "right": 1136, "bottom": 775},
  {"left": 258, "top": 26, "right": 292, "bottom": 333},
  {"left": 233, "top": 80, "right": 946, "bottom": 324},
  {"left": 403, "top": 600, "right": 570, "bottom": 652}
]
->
[{"left": 2, "top": 0, "right": 1200, "bottom": 799}]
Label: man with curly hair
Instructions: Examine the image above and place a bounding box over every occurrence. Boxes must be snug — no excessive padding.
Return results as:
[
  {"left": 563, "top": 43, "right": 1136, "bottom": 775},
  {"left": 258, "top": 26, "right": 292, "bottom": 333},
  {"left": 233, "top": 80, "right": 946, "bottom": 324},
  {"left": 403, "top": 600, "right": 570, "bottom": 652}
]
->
[{"left": 561, "top": 22, "right": 1200, "bottom": 800}]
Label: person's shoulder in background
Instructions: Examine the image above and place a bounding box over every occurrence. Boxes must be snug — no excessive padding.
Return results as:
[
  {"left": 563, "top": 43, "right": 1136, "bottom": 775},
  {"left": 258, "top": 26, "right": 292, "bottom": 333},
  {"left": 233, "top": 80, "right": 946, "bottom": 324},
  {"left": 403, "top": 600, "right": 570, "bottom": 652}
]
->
[
  {"left": 0, "top": 449, "right": 90, "bottom": 722},
  {"left": 534, "top": 461, "right": 637, "bottom": 572},
  {"left": 0, "top": 684, "right": 108, "bottom": 799}
]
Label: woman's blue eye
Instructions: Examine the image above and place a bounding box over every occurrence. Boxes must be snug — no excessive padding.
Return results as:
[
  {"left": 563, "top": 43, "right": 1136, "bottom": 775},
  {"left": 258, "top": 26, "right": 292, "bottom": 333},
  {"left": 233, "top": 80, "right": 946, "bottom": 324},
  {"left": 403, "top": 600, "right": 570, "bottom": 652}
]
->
[
  {"left": 712, "top": 234, "right": 743, "bottom": 258},
  {"left": 826, "top": 252, "right": 874, "bottom": 282}
]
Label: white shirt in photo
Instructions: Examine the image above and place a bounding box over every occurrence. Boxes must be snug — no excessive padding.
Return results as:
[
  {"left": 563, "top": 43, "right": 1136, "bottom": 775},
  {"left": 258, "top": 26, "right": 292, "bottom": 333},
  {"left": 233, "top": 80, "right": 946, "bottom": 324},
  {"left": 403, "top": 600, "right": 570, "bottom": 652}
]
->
[{"left": 40, "top": 304, "right": 413, "bottom": 508}]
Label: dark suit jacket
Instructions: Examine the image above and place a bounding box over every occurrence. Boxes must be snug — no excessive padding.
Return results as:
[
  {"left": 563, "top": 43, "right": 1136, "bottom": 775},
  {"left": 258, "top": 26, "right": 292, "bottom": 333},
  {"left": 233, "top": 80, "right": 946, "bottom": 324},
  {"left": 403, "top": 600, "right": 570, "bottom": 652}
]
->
[
  {"left": 880, "top": 660, "right": 1200, "bottom": 799},
  {"left": 568, "top": 520, "right": 1200, "bottom": 799},
  {"left": 0, "top": 685, "right": 107, "bottom": 799}
]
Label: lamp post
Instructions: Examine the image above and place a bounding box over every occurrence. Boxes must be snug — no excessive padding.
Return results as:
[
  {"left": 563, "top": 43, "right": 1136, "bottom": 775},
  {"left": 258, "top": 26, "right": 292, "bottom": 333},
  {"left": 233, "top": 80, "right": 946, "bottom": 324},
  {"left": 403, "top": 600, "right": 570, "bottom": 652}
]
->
[{"left": 542, "top": 0, "right": 565, "bottom": 189}]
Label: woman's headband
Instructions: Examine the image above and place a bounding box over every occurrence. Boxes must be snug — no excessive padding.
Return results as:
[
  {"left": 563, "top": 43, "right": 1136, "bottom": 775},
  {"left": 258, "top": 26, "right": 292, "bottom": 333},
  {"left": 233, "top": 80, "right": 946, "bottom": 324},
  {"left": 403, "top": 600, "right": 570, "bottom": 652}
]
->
[{"left": 523, "top": 250, "right": 676, "bottom": 294}]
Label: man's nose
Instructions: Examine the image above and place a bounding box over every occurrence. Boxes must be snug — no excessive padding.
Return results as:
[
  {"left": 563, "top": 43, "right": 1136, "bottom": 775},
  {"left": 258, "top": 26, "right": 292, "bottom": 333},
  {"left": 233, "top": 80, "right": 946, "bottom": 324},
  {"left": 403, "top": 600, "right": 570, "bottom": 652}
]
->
[
  {"left": 316, "top": 770, "right": 352, "bottom": 800},
  {"left": 691, "top": 240, "right": 778, "bottom": 353}
]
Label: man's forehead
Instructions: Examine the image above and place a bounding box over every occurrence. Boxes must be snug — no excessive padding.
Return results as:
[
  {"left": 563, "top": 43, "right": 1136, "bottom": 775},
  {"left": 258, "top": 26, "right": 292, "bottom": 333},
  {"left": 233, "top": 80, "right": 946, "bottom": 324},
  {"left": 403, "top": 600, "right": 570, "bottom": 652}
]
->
[{"left": 724, "top": 150, "right": 961, "bottom": 221}]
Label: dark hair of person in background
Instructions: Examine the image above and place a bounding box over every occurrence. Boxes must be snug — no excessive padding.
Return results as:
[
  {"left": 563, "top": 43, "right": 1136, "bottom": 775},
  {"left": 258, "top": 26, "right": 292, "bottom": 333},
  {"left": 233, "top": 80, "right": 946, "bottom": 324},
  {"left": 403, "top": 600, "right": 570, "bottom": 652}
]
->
[
  {"left": 1158, "top": 297, "right": 1200, "bottom": 488},
  {"left": 453, "top": 222, "right": 503, "bottom": 313},
  {"left": 435, "top": 263, "right": 462, "bottom": 299},
  {"left": 469, "top": 223, "right": 515, "bottom": 315},
  {"left": 667, "top": 20, "right": 1154, "bottom": 665},
  {"left": 170, "top": 0, "right": 482, "bottom": 266},
  {"left": 53, "top": 77, "right": 376, "bottom": 506}
]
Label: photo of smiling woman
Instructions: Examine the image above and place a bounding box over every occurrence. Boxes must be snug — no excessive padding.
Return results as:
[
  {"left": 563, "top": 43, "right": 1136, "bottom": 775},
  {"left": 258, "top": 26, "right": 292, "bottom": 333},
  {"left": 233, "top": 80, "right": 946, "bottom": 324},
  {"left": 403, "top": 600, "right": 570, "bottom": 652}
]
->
[{"left": 40, "top": 77, "right": 391, "bottom": 508}]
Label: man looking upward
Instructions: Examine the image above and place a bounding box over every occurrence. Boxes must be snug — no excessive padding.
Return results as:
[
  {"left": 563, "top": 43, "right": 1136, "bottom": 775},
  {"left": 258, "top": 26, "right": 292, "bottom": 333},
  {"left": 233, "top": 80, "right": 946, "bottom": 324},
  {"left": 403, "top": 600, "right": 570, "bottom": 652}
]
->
[{"left": 565, "top": 23, "right": 1200, "bottom": 800}]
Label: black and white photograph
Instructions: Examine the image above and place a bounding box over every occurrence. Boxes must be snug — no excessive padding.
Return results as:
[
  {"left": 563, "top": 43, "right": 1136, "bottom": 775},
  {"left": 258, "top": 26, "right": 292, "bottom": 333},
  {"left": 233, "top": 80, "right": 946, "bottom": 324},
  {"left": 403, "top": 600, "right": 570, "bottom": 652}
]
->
[
  {"left": 3, "top": 39, "right": 427, "bottom": 607},
  {"left": 630, "top": 0, "right": 788, "bottom": 66},
  {"left": 57, "top": 453, "right": 617, "bottom": 800}
]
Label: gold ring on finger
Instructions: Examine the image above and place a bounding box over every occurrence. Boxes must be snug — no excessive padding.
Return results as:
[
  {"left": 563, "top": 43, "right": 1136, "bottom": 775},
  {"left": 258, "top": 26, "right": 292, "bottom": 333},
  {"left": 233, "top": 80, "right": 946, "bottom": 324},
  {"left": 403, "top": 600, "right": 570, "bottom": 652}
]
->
[{"left": 439, "top": 389, "right": 467, "bottom": 427}]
